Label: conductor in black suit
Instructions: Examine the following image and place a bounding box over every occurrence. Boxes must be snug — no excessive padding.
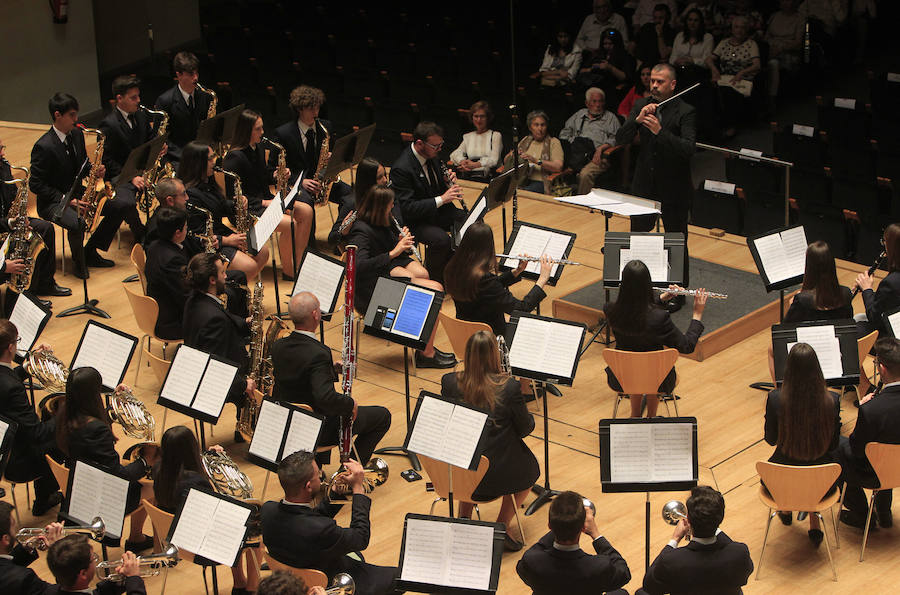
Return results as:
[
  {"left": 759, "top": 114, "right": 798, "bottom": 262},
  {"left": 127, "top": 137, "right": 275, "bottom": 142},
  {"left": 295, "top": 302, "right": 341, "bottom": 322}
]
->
[
  {"left": 29, "top": 93, "right": 106, "bottom": 279},
  {"left": 154, "top": 52, "right": 211, "bottom": 164},
  {"left": 270, "top": 292, "right": 390, "bottom": 465},
  {"left": 639, "top": 486, "right": 753, "bottom": 595},
  {"left": 47, "top": 534, "right": 147, "bottom": 595},
  {"left": 96, "top": 75, "right": 152, "bottom": 252},
  {"left": 182, "top": 252, "right": 254, "bottom": 443},
  {"left": 616, "top": 63, "right": 696, "bottom": 309},
  {"left": 261, "top": 451, "right": 400, "bottom": 595},
  {"left": 145, "top": 208, "right": 190, "bottom": 341},
  {"left": 516, "top": 491, "right": 630, "bottom": 595},
  {"left": 838, "top": 337, "right": 900, "bottom": 529},
  {"left": 0, "top": 502, "right": 65, "bottom": 595},
  {"left": 389, "top": 121, "right": 467, "bottom": 283}
]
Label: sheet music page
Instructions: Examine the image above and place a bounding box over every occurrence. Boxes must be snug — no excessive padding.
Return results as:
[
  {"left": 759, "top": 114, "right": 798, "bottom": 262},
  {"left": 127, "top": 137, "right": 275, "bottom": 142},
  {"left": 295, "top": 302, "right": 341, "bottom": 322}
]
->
[
  {"left": 160, "top": 346, "right": 209, "bottom": 407},
  {"left": 280, "top": 172, "right": 303, "bottom": 209},
  {"left": 503, "top": 226, "right": 551, "bottom": 275},
  {"left": 442, "top": 406, "right": 488, "bottom": 469},
  {"left": 191, "top": 359, "right": 237, "bottom": 417},
  {"left": 888, "top": 311, "right": 900, "bottom": 337},
  {"left": 608, "top": 424, "right": 652, "bottom": 483},
  {"left": 248, "top": 400, "right": 289, "bottom": 463},
  {"left": 650, "top": 423, "right": 694, "bottom": 482},
  {"left": 0, "top": 236, "right": 8, "bottom": 271},
  {"left": 251, "top": 197, "right": 283, "bottom": 250},
  {"left": 406, "top": 396, "right": 454, "bottom": 460},
  {"left": 401, "top": 518, "right": 450, "bottom": 584},
  {"left": 509, "top": 318, "right": 582, "bottom": 379},
  {"left": 621, "top": 235, "right": 668, "bottom": 282},
  {"left": 71, "top": 324, "right": 135, "bottom": 389},
  {"left": 544, "top": 232, "right": 572, "bottom": 277},
  {"left": 293, "top": 252, "right": 345, "bottom": 316},
  {"left": 792, "top": 325, "right": 843, "bottom": 378},
  {"left": 170, "top": 489, "right": 218, "bottom": 555},
  {"left": 779, "top": 226, "right": 808, "bottom": 279},
  {"left": 198, "top": 498, "right": 251, "bottom": 566},
  {"left": 507, "top": 317, "right": 548, "bottom": 373},
  {"left": 605, "top": 201, "right": 662, "bottom": 216},
  {"left": 283, "top": 410, "right": 323, "bottom": 459},
  {"left": 0, "top": 418, "right": 9, "bottom": 448},
  {"left": 458, "top": 197, "right": 486, "bottom": 242},
  {"left": 446, "top": 523, "right": 495, "bottom": 590},
  {"left": 9, "top": 295, "right": 48, "bottom": 357},
  {"left": 753, "top": 233, "right": 791, "bottom": 283},
  {"left": 391, "top": 285, "right": 434, "bottom": 340},
  {"left": 68, "top": 463, "right": 128, "bottom": 539}
]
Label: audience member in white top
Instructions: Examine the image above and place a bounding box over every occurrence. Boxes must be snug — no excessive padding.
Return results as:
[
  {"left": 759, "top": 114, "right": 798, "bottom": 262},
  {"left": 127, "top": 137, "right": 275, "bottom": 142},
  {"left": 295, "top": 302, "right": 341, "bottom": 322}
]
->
[
  {"left": 533, "top": 27, "right": 583, "bottom": 87},
  {"left": 558, "top": 88, "right": 621, "bottom": 195},
  {"left": 449, "top": 101, "right": 503, "bottom": 181},
  {"left": 670, "top": 8, "right": 714, "bottom": 68},
  {"left": 577, "top": 0, "right": 630, "bottom": 52}
]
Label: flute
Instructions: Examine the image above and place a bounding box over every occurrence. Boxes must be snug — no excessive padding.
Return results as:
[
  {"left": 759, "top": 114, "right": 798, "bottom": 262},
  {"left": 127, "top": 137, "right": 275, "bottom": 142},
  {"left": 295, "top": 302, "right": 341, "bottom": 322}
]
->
[
  {"left": 657, "top": 287, "right": 728, "bottom": 299},
  {"left": 496, "top": 253, "right": 581, "bottom": 266},
  {"left": 393, "top": 216, "right": 422, "bottom": 263}
]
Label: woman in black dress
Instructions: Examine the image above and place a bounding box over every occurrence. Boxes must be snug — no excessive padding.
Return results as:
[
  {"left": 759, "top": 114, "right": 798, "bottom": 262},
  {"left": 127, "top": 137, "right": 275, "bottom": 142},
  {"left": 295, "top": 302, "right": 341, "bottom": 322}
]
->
[
  {"left": 178, "top": 141, "right": 269, "bottom": 280},
  {"left": 346, "top": 185, "right": 454, "bottom": 368},
  {"left": 440, "top": 330, "right": 539, "bottom": 551},
  {"left": 54, "top": 367, "right": 155, "bottom": 551},
  {"left": 224, "top": 109, "right": 311, "bottom": 277},
  {"left": 763, "top": 343, "right": 840, "bottom": 546},
  {"left": 328, "top": 157, "right": 387, "bottom": 246},
  {"left": 603, "top": 260, "right": 708, "bottom": 417}
]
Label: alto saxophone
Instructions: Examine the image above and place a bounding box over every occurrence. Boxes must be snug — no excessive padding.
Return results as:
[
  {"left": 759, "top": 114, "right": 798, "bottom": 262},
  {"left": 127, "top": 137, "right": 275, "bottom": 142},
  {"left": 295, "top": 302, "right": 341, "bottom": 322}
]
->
[
  {"left": 1, "top": 165, "right": 45, "bottom": 293},
  {"left": 138, "top": 105, "right": 174, "bottom": 214},
  {"left": 79, "top": 126, "right": 113, "bottom": 233},
  {"left": 263, "top": 136, "right": 289, "bottom": 203},
  {"left": 215, "top": 166, "right": 253, "bottom": 235},
  {"left": 311, "top": 120, "right": 335, "bottom": 205},
  {"left": 195, "top": 83, "right": 218, "bottom": 119},
  {"left": 185, "top": 202, "right": 218, "bottom": 255}
]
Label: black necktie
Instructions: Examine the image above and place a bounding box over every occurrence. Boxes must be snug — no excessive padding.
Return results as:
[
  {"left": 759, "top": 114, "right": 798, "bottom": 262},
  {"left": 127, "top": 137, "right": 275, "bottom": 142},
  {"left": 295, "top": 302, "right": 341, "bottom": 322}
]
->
[
  {"left": 188, "top": 94, "right": 195, "bottom": 114},
  {"left": 305, "top": 128, "right": 316, "bottom": 166},
  {"left": 64, "top": 135, "right": 76, "bottom": 162},
  {"left": 127, "top": 113, "right": 136, "bottom": 129},
  {"left": 426, "top": 162, "right": 439, "bottom": 192}
]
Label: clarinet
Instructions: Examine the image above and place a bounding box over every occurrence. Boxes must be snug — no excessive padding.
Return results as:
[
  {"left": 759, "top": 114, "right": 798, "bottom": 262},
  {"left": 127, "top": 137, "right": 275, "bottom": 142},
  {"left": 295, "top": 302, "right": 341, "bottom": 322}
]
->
[
  {"left": 338, "top": 245, "right": 357, "bottom": 463},
  {"left": 338, "top": 210, "right": 358, "bottom": 235},
  {"left": 391, "top": 215, "right": 422, "bottom": 263},
  {"left": 852, "top": 249, "right": 887, "bottom": 298},
  {"left": 439, "top": 161, "right": 467, "bottom": 211}
]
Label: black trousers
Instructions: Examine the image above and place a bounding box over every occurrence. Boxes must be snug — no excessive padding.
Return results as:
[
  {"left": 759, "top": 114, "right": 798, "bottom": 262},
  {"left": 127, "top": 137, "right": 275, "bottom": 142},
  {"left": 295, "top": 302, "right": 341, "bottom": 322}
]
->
[
  {"left": 838, "top": 436, "right": 893, "bottom": 514},
  {"left": 630, "top": 198, "right": 691, "bottom": 287},
  {"left": 410, "top": 204, "right": 467, "bottom": 284},
  {"left": 317, "top": 405, "right": 392, "bottom": 466},
  {"left": 4, "top": 452, "right": 59, "bottom": 503},
  {"left": 48, "top": 204, "right": 85, "bottom": 265},
  {"left": 88, "top": 183, "right": 145, "bottom": 250}
]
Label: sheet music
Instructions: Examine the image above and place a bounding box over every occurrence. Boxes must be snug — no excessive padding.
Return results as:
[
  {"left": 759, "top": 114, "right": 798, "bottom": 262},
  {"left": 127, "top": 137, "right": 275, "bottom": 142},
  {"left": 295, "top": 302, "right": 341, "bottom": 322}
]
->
[
  {"left": 279, "top": 173, "right": 303, "bottom": 209},
  {"left": 251, "top": 197, "right": 283, "bottom": 250},
  {"left": 443, "top": 406, "right": 489, "bottom": 469},
  {"left": 293, "top": 252, "right": 345, "bottom": 315},
  {"left": 621, "top": 235, "right": 668, "bottom": 282},
  {"left": 160, "top": 346, "right": 210, "bottom": 407},
  {"left": 0, "top": 236, "right": 8, "bottom": 271},
  {"left": 503, "top": 226, "right": 572, "bottom": 276},
  {"left": 67, "top": 462, "right": 128, "bottom": 539},
  {"left": 71, "top": 324, "right": 135, "bottom": 389},
  {"left": 391, "top": 285, "right": 434, "bottom": 339},
  {"left": 406, "top": 397, "right": 456, "bottom": 460},
  {"left": 780, "top": 226, "right": 808, "bottom": 274},
  {"left": 407, "top": 396, "right": 487, "bottom": 468},
  {"left": 608, "top": 423, "right": 694, "bottom": 484},
  {"left": 608, "top": 424, "right": 651, "bottom": 483},
  {"left": 248, "top": 400, "right": 289, "bottom": 463},
  {"left": 10, "top": 294, "right": 48, "bottom": 357},
  {"left": 283, "top": 410, "right": 322, "bottom": 458},
  {"left": 0, "top": 418, "right": 9, "bottom": 449},
  {"left": 790, "top": 325, "right": 843, "bottom": 379},
  {"left": 753, "top": 227, "right": 807, "bottom": 284},
  {"left": 191, "top": 359, "right": 237, "bottom": 417},
  {"left": 170, "top": 489, "right": 250, "bottom": 566},
  {"left": 650, "top": 424, "right": 694, "bottom": 482},
  {"left": 458, "top": 197, "right": 487, "bottom": 242},
  {"left": 401, "top": 518, "right": 495, "bottom": 590},
  {"left": 508, "top": 317, "right": 582, "bottom": 380},
  {"left": 888, "top": 311, "right": 900, "bottom": 337},
  {"left": 556, "top": 189, "right": 661, "bottom": 216}
]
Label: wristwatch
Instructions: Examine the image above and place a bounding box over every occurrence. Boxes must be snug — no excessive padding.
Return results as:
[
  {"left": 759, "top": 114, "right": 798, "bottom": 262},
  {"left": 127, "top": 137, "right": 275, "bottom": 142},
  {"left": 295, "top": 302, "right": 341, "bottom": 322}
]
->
[{"left": 537, "top": 159, "right": 543, "bottom": 166}]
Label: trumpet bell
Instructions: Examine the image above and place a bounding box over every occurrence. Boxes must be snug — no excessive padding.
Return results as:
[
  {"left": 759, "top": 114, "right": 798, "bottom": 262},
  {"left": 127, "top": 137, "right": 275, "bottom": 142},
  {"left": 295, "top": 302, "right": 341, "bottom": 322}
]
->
[
  {"left": 662, "top": 500, "right": 687, "bottom": 525},
  {"left": 582, "top": 497, "right": 596, "bottom": 516}
]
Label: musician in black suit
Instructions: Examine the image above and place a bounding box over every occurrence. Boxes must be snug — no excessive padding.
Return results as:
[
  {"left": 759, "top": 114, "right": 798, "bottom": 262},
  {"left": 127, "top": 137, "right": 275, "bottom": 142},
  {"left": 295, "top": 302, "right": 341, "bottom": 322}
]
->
[
  {"left": 261, "top": 451, "right": 400, "bottom": 595},
  {"left": 29, "top": 93, "right": 107, "bottom": 279},
  {"left": 182, "top": 253, "right": 255, "bottom": 442},
  {"left": 145, "top": 208, "right": 189, "bottom": 340},
  {"left": 47, "top": 534, "right": 146, "bottom": 595},
  {"left": 604, "top": 260, "right": 708, "bottom": 417},
  {"left": 95, "top": 75, "right": 152, "bottom": 252},
  {"left": 0, "top": 502, "right": 64, "bottom": 595},
  {"left": 153, "top": 51, "right": 211, "bottom": 164},
  {"left": 838, "top": 337, "right": 900, "bottom": 529},
  {"left": 389, "top": 121, "right": 467, "bottom": 284},
  {"left": 616, "top": 63, "right": 696, "bottom": 308},
  {"left": 270, "top": 292, "right": 390, "bottom": 465},
  {"left": 638, "top": 486, "right": 753, "bottom": 595},
  {"left": 0, "top": 321, "right": 62, "bottom": 515},
  {"left": 516, "top": 491, "right": 630, "bottom": 594}
]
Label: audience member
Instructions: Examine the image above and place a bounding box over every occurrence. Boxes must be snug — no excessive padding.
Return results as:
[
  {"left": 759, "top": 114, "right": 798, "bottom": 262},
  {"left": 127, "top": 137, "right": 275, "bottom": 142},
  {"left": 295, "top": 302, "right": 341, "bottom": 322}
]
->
[
  {"left": 577, "top": 0, "right": 630, "bottom": 54},
  {"left": 724, "top": 0, "right": 765, "bottom": 39},
  {"left": 632, "top": 0, "right": 678, "bottom": 29},
  {"left": 559, "top": 88, "right": 620, "bottom": 195},
  {"left": 634, "top": 3, "right": 676, "bottom": 68},
  {"left": 707, "top": 16, "right": 761, "bottom": 137},
  {"left": 577, "top": 28, "right": 635, "bottom": 108},
  {"left": 765, "top": 0, "right": 805, "bottom": 112},
  {"left": 670, "top": 8, "right": 714, "bottom": 80},
  {"left": 449, "top": 101, "right": 503, "bottom": 181},
  {"left": 681, "top": 0, "right": 727, "bottom": 39},
  {"left": 506, "top": 111, "right": 563, "bottom": 195},
  {"left": 533, "top": 26, "right": 582, "bottom": 87},
  {"left": 618, "top": 64, "right": 653, "bottom": 118}
]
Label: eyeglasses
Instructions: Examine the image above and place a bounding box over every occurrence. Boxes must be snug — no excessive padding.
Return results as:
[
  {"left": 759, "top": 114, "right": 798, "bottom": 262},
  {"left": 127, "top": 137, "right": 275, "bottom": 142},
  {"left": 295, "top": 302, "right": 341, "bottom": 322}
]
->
[
  {"left": 90, "top": 552, "right": 100, "bottom": 564},
  {"left": 423, "top": 140, "right": 444, "bottom": 151}
]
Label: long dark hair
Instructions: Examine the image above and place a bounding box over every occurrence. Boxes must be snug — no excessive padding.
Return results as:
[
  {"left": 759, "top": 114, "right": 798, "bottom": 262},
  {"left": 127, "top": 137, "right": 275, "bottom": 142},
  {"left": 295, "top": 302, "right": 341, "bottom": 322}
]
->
[
  {"left": 154, "top": 426, "right": 207, "bottom": 511},
  {"left": 682, "top": 8, "right": 707, "bottom": 41},
  {"left": 605, "top": 260, "right": 653, "bottom": 335},
  {"left": 356, "top": 185, "right": 393, "bottom": 228},
  {"left": 634, "top": 64, "right": 652, "bottom": 94},
  {"left": 444, "top": 222, "right": 497, "bottom": 302},
  {"left": 800, "top": 241, "right": 844, "bottom": 310},
  {"left": 600, "top": 28, "right": 626, "bottom": 61},
  {"left": 229, "top": 109, "right": 262, "bottom": 150},
  {"left": 548, "top": 25, "right": 574, "bottom": 55},
  {"left": 885, "top": 223, "right": 900, "bottom": 272},
  {"left": 777, "top": 343, "right": 835, "bottom": 461},
  {"left": 354, "top": 157, "right": 382, "bottom": 204},
  {"left": 177, "top": 141, "right": 218, "bottom": 191},
  {"left": 458, "top": 331, "right": 507, "bottom": 412},
  {"left": 55, "top": 367, "right": 109, "bottom": 456}
]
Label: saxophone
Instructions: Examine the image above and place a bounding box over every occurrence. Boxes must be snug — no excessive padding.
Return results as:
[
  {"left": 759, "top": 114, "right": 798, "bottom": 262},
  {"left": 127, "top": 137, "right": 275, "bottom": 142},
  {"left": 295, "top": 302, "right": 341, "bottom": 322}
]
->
[
  {"left": 215, "top": 166, "right": 253, "bottom": 235},
  {"left": 185, "top": 203, "right": 218, "bottom": 255},
  {"left": 79, "top": 126, "right": 112, "bottom": 233},
  {"left": 311, "top": 120, "right": 335, "bottom": 205},
  {"left": 138, "top": 105, "right": 174, "bottom": 215},
  {"left": 263, "top": 137, "right": 289, "bottom": 204},
  {"left": 195, "top": 83, "right": 218, "bottom": 119},
  {"left": 1, "top": 166, "right": 46, "bottom": 293}
]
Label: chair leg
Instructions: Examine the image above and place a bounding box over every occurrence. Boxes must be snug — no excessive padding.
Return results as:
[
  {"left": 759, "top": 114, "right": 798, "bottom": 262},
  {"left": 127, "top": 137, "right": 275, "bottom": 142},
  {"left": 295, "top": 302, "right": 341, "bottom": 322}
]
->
[
  {"left": 511, "top": 495, "right": 526, "bottom": 543},
  {"left": 10, "top": 483, "right": 19, "bottom": 524},
  {"left": 860, "top": 489, "right": 877, "bottom": 562},
  {"left": 25, "top": 483, "right": 31, "bottom": 512},
  {"left": 201, "top": 566, "right": 210, "bottom": 595},
  {"left": 755, "top": 509, "right": 776, "bottom": 580},
  {"left": 831, "top": 504, "right": 840, "bottom": 549},
  {"left": 612, "top": 393, "right": 623, "bottom": 418},
  {"left": 160, "top": 565, "right": 170, "bottom": 595},
  {"left": 817, "top": 512, "right": 837, "bottom": 581},
  {"left": 672, "top": 394, "right": 679, "bottom": 416},
  {"left": 134, "top": 335, "right": 146, "bottom": 385},
  {"left": 474, "top": 504, "right": 481, "bottom": 520},
  {"left": 662, "top": 394, "right": 672, "bottom": 417}
]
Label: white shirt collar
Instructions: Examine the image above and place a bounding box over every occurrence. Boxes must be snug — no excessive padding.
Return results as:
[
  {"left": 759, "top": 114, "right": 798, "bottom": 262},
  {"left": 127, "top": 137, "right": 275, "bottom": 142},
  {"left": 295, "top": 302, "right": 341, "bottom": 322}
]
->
[
  {"left": 117, "top": 106, "right": 134, "bottom": 125},
  {"left": 297, "top": 119, "right": 314, "bottom": 136},
  {"left": 205, "top": 292, "right": 225, "bottom": 307},
  {"left": 52, "top": 125, "right": 68, "bottom": 144},
  {"left": 691, "top": 528, "right": 722, "bottom": 545},
  {"left": 0, "top": 361, "right": 13, "bottom": 370},
  {"left": 281, "top": 498, "right": 312, "bottom": 508},
  {"left": 178, "top": 84, "right": 194, "bottom": 105},
  {"left": 882, "top": 380, "right": 900, "bottom": 390},
  {"left": 293, "top": 329, "right": 318, "bottom": 340},
  {"left": 552, "top": 541, "right": 582, "bottom": 551},
  {"left": 0, "top": 553, "right": 12, "bottom": 560}
]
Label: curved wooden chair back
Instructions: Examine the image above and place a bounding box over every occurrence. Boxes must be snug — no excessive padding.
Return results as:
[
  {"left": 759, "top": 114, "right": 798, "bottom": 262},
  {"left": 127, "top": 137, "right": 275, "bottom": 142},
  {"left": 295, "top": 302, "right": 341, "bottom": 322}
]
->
[
  {"left": 262, "top": 545, "right": 328, "bottom": 587},
  {"left": 130, "top": 244, "right": 147, "bottom": 293},
  {"left": 865, "top": 442, "right": 900, "bottom": 490},
  {"left": 602, "top": 348, "right": 679, "bottom": 394},
  {"left": 142, "top": 499, "right": 195, "bottom": 563},
  {"left": 145, "top": 350, "right": 172, "bottom": 385},
  {"left": 419, "top": 454, "right": 490, "bottom": 503},
  {"left": 123, "top": 284, "right": 160, "bottom": 339},
  {"left": 45, "top": 455, "right": 69, "bottom": 498},
  {"left": 438, "top": 313, "right": 492, "bottom": 363},
  {"left": 857, "top": 330, "right": 879, "bottom": 386},
  {"left": 756, "top": 462, "right": 841, "bottom": 511}
]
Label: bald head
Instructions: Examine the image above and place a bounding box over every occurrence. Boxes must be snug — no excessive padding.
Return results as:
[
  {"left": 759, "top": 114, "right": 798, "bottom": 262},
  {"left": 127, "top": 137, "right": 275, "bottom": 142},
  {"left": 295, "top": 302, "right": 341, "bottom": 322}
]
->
[{"left": 289, "top": 292, "right": 320, "bottom": 330}]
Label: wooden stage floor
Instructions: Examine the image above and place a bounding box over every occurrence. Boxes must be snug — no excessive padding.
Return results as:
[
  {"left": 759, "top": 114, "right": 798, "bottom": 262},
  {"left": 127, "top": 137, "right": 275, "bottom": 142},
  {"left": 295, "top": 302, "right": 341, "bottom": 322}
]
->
[{"left": 1, "top": 122, "right": 896, "bottom": 594}]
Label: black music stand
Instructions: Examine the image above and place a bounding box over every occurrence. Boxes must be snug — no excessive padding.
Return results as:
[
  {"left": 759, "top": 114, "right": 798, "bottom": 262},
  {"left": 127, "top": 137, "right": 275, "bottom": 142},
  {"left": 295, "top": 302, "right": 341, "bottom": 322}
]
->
[
  {"left": 599, "top": 417, "right": 698, "bottom": 570},
  {"left": 366, "top": 277, "right": 445, "bottom": 471},
  {"left": 499, "top": 221, "right": 577, "bottom": 286},
  {"left": 61, "top": 459, "right": 131, "bottom": 553},
  {"left": 452, "top": 164, "right": 526, "bottom": 249},
  {"left": 197, "top": 104, "right": 246, "bottom": 156},
  {"left": 69, "top": 320, "right": 138, "bottom": 391},
  {"left": 772, "top": 319, "right": 860, "bottom": 387},
  {"left": 324, "top": 124, "right": 377, "bottom": 181},
  {"left": 290, "top": 249, "right": 346, "bottom": 322},
  {"left": 9, "top": 291, "right": 52, "bottom": 405}
]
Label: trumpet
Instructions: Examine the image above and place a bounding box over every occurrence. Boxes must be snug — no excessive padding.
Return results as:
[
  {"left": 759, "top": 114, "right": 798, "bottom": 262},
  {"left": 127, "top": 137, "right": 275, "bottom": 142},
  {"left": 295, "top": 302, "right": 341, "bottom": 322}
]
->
[
  {"left": 496, "top": 253, "right": 581, "bottom": 266},
  {"left": 96, "top": 542, "right": 179, "bottom": 583},
  {"left": 107, "top": 386, "right": 156, "bottom": 441},
  {"left": 583, "top": 497, "right": 596, "bottom": 516},
  {"left": 662, "top": 500, "right": 688, "bottom": 525},
  {"left": 656, "top": 287, "right": 728, "bottom": 299},
  {"left": 24, "top": 347, "right": 69, "bottom": 393},
  {"left": 16, "top": 516, "right": 105, "bottom": 552},
  {"left": 319, "top": 458, "right": 390, "bottom": 504},
  {"left": 201, "top": 449, "right": 254, "bottom": 499},
  {"left": 326, "top": 573, "right": 355, "bottom": 595}
]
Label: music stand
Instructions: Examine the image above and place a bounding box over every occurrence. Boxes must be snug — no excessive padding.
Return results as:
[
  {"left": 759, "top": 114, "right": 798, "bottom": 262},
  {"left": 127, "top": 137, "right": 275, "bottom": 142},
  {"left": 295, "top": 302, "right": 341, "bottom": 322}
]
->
[
  {"left": 196, "top": 104, "right": 246, "bottom": 156},
  {"left": 61, "top": 459, "right": 131, "bottom": 551},
  {"left": 324, "top": 124, "right": 377, "bottom": 180},
  {"left": 0, "top": 415, "right": 17, "bottom": 483},
  {"left": 9, "top": 291, "right": 52, "bottom": 403},
  {"left": 603, "top": 232, "right": 685, "bottom": 288},
  {"left": 506, "top": 312, "right": 587, "bottom": 515},
  {"left": 598, "top": 417, "right": 698, "bottom": 570},
  {"left": 883, "top": 305, "right": 900, "bottom": 338},
  {"left": 772, "top": 319, "right": 860, "bottom": 387},
  {"left": 366, "top": 277, "right": 445, "bottom": 470},
  {"left": 69, "top": 320, "right": 138, "bottom": 391},
  {"left": 404, "top": 390, "right": 490, "bottom": 517},
  {"left": 747, "top": 224, "right": 808, "bottom": 319},
  {"left": 452, "top": 164, "right": 525, "bottom": 248},
  {"left": 291, "top": 249, "right": 346, "bottom": 324}
]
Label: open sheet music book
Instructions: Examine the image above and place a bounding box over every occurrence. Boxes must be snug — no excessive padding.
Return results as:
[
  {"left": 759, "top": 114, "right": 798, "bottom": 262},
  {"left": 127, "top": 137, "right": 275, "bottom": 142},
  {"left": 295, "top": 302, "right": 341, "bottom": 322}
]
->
[
  {"left": 500, "top": 222, "right": 576, "bottom": 283},
  {"left": 70, "top": 321, "right": 138, "bottom": 391},
  {"left": 291, "top": 250, "right": 346, "bottom": 320},
  {"left": 619, "top": 234, "right": 668, "bottom": 282},
  {"left": 507, "top": 313, "right": 586, "bottom": 385},
  {"left": 556, "top": 188, "right": 661, "bottom": 216},
  {"left": 277, "top": 173, "right": 303, "bottom": 210},
  {"left": 247, "top": 399, "right": 324, "bottom": 471},
  {"left": 787, "top": 325, "right": 843, "bottom": 378},
  {"left": 158, "top": 344, "right": 239, "bottom": 424},
  {"left": 249, "top": 196, "right": 284, "bottom": 253},
  {"left": 169, "top": 488, "right": 253, "bottom": 567},
  {"left": 886, "top": 308, "right": 900, "bottom": 338},
  {"left": 405, "top": 392, "right": 489, "bottom": 470},
  {"left": 9, "top": 292, "right": 51, "bottom": 358},
  {"left": 599, "top": 418, "right": 698, "bottom": 492},
  {"left": 749, "top": 225, "right": 807, "bottom": 288},
  {"left": 64, "top": 460, "right": 129, "bottom": 539},
  {"left": 399, "top": 514, "right": 503, "bottom": 594}
]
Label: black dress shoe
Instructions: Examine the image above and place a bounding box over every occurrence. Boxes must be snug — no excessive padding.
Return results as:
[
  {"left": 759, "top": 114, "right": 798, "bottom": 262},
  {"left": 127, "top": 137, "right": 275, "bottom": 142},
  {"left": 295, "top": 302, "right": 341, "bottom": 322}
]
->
[
  {"left": 503, "top": 533, "right": 524, "bottom": 552},
  {"left": 877, "top": 507, "right": 893, "bottom": 528},
  {"left": 840, "top": 509, "right": 878, "bottom": 530},
  {"left": 36, "top": 298, "right": 53, "bottom": 309},
  {"left": 85, "top": 250, "right": 115, "bottom": 268},
  {"left": 32, "top": 491, "right": 63, "bottom": 516},
  {"left": 808, "top": 529, "right": 824, "bottom": 548},
  {"left": 777, "top": 511, "right": 792, "bottom": 526},
  {"left": 73, "top": 264, "right": 89, "bottom": 280},
  {"left": 433, "top": 348, "right": 456, "bottom": 361},
  {"left": 40, "top": 283, "right": 72, "bottom": 297},
  {"left": 415, "top": 351, "right": 457, "bottom": 369}
]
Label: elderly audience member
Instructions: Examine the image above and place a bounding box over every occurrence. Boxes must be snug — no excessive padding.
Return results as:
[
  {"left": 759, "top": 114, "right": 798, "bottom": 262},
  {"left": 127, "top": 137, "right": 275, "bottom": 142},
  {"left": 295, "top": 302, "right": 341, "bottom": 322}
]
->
[
  {"left": 559, "top": 88, "right": 620, "bottom": 195},
  {"left": 506, "top": 111, "right": 563, "bottom": 195},
  {"left": 707, "top": 16, "right": 761, "bottom": 137}
]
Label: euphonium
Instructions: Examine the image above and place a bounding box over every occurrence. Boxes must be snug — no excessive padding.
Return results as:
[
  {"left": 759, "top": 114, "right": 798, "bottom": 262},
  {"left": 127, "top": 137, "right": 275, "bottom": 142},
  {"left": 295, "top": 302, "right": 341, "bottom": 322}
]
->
[
  {"left": 107, "top": 386, "right": 156, "bottom": 441},
  {"left": 17, "top": 516, "right": 105, "bottom": 552},
  {"left": 138, "top": 104, "right": 174, "bottom": 214},
  {"left": 24, "top": 347, "right": 69, "bottom": 392},
  {"left": 1, "top": 165, "right": 45, "bottom": 293},
  {"left": 78, "top": 125, "right": 112, "bottom": 233},
  {"left": 215, "top": 166, "right": 253, "bottom": 235},
  {"left": 195, "top": 83, "right": 218, "bottom": 119},
  {"left": 662, "top": 500, "right": 688, "bottom": 525},
  {"left": 95, "top": 542, "right": 179, "bottom": 583},
  {"left": 325, "top": 573, "right": 355, "bottom": 595},
  {"left": 201, "top": 449, "right": 254, "bottom": 499},
  {"left": 311, "top": 120, "right": 335, "bottom": 205}
]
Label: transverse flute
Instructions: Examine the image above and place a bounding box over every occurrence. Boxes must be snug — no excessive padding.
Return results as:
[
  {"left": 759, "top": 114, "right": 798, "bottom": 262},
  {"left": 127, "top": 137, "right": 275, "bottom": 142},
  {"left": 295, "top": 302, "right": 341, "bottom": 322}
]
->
[
  {"left": 496, "top": 253, "right": 581, "bottom": 266},
  {"left": 657, "top": 287, "right": 728, "bottom": 299}
]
